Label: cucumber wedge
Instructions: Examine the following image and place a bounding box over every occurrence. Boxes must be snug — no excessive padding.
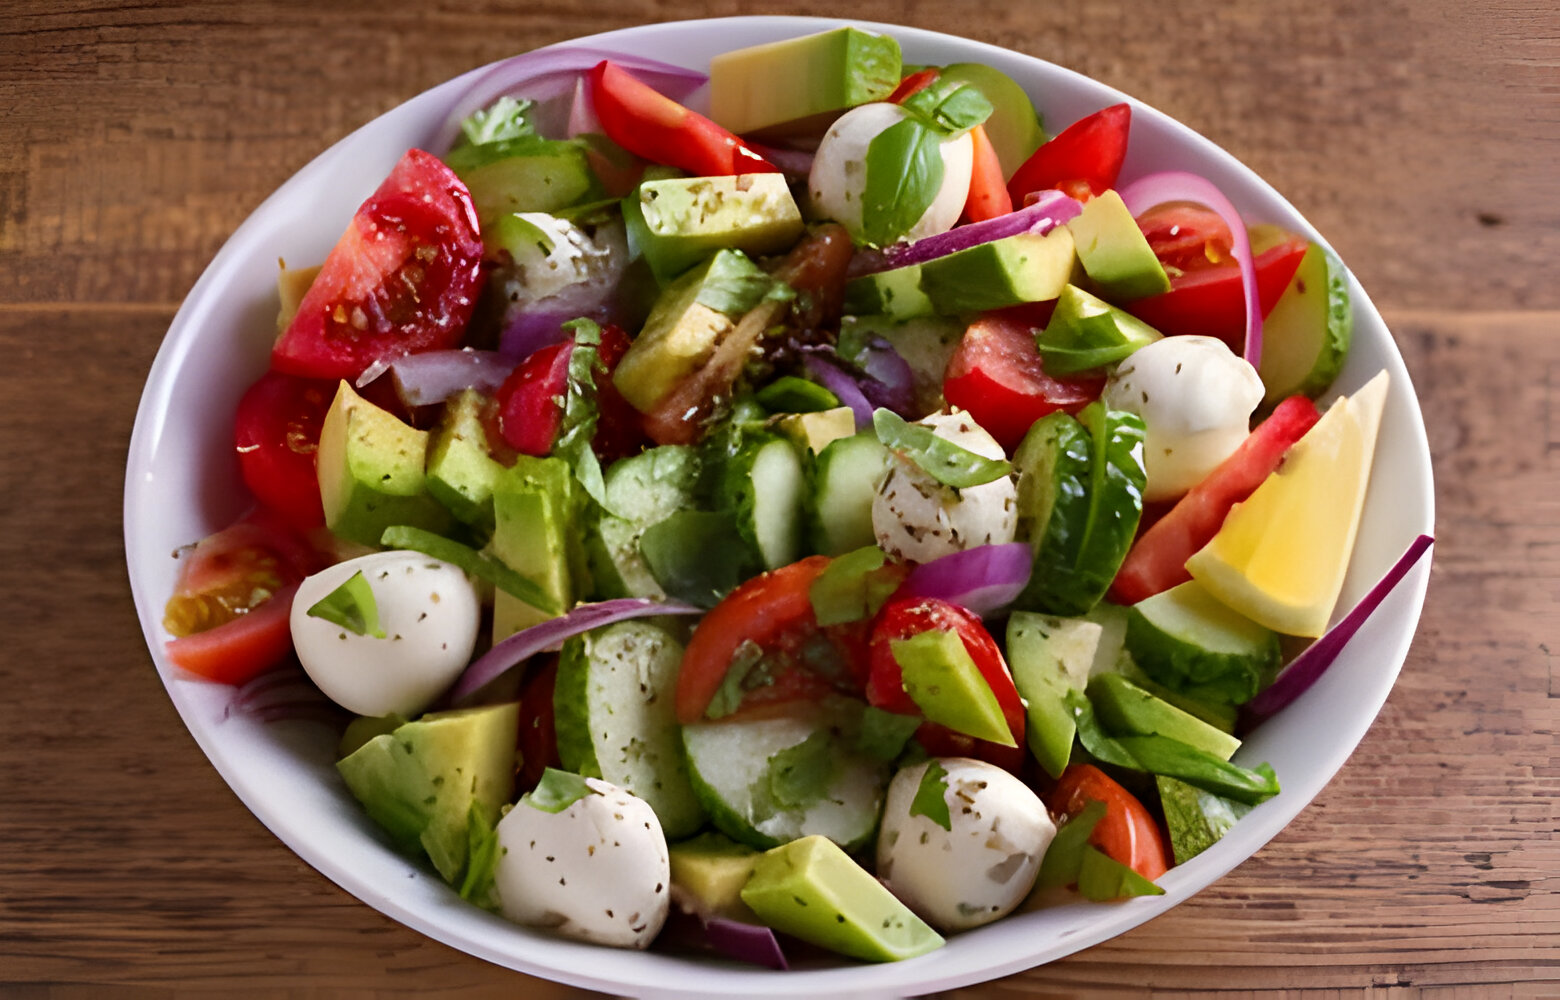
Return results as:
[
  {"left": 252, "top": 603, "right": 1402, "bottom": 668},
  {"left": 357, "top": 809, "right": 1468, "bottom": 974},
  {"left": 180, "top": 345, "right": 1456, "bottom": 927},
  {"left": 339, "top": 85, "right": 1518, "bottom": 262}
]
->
[
  {"left": 1125, "top": 579, "right": 1282, "bottom": 706},
  {"left": 1257, "top": 242, "right": 1352, "bottom": 407},
  {"left": 717, "top": 433, "right": 807, "bottom": 570},
  {"left": 808, "top": 431, "right": 892, "bottom": 556}
]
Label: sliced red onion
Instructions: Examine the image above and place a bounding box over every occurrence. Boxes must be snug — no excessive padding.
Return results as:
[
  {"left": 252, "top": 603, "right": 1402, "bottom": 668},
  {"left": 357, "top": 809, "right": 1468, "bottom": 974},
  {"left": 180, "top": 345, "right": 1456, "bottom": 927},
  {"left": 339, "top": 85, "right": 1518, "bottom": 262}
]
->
[
  {"left": 362, "top": 349, "right": 516, "bottom": 407},
  {"left": 498, "top": 308, "right": 583, "bottom": 361},
  {"left": 846, "top": 189, "right": 1083, "bottom": 280},
  {"left": 902, "top": 543, "right": 1034, "bottom": 617},
  {"left": 1117, "top": 171, "right": 1263, "bottom": 367},
  {"left": 452, "top": 598, "right": 701, "bottom": 700},
  {"left": 744, "top": 140, "right": 815, "bottom": 183},
  {"left": 433, "top": 49, "right": 707, "bottom": 150},
  {"left": 223, "top": 663, "right": 342, "bottom": 727},
  {"left": 1244, "top": 534, "right": 1434, "bottom": 722},
  {"left": 849, "top": 336, "right": 917, "bottom": 417},
  {"left": 703, "top": 917, "right": 789, "bottom": 971},
  {"left": 565, "top": 75, "right": 601, "bottom": 139},
  {"left": 804, "top": 355, "right": 874, "bottom": 429}
]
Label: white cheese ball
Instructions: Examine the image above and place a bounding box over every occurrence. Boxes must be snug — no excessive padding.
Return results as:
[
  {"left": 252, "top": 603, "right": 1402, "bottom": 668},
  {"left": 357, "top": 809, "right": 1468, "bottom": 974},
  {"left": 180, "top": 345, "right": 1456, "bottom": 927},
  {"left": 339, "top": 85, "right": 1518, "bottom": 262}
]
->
[
  {"left": 494, "top": 777, "right": 670, "bottom": 949},
  {"left": 1103, "top": 335, "right": 1265, "bottom": 502},
  {"left": 809, "top": 102, "right": 974, "bottom": 245},
  {"left": 290, "top": 550, "right": 481, "bottom": 717},
  {"left": 872, "top": 409, "right": 1018, "bottom": 564},
  {"left": 877, "top": 758, "right": 1056, "bottom": 932}
]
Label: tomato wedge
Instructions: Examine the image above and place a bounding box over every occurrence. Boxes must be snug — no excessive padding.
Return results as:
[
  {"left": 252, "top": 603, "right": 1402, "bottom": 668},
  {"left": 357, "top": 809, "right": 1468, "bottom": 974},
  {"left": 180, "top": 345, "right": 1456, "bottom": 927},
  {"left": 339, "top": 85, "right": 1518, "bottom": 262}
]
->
[
  {"left": 1007, "top": 103, "right": 1130, "bottom": 205},
  {"left": 943, "top": 312, "right": 1103, "bottom": 452},
  {"left": 590, "top": 60, "right": 778, "bottom": 177},
  {"left": 1045, "top": 763, "right": 1170, "bottom": 881},
  {"left": 233, "top": 371, "right": 334, "bottom": 531},
  {"left": 271, "top": 149, "right": 486, "bottom": 381},
  {"left": 1111, "top": 395, "right": 1321, "bottom": 604},
  {"left": 1127, "top": 234, "right": 1308, "bottom": 355},
  {"left": 493, "top": 324, "right": 641, "bottom": 459},
  {"left": 165, "top": 582, "right": 301, "bottom": 686},
  {"left": 887, "top": 67, "right": 941, "bottom": 104},
  {"left": 961, "top": 123, "right": 1013, "bottom": 223}
]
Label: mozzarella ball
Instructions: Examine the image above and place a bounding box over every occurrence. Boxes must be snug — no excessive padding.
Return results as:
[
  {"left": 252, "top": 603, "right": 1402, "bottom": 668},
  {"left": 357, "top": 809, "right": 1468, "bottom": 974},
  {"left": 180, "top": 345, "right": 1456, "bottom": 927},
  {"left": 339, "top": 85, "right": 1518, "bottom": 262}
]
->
[
  {"left": 809, "top": 102, "right": 974, "bottom": 245},
  {"left": 290, "top": 550, "right": 481, "bottom": 717},
  {"left": 872, "top": 409, "right": 1018, "bottom": 564},
  {"left": 877, "top": 758, "right": 1056, "bottom": 932},
  {"left": 1103, "top": 335, "right": 1265, "bottom": 502},
  {"left": 494, "top": 777, "right": 670, "bottom": 949}
]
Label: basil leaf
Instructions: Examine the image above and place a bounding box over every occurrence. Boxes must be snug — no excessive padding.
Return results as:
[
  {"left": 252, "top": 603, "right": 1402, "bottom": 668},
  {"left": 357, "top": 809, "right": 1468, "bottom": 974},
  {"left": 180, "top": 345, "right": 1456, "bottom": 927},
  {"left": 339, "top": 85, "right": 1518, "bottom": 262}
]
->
[
  {"left": 807, "top": 546, "right": 903, "bottom": 626},
  {"left": 909, "top": 759, "right": 953, "bottom": 831},
  {"left": 693, "top": 249, "right": 796, "bottom": 317},
  {"left": 901, "top": 79, "right": 993, "bottom": 134},
  {"left": 306, "top": 570, "right": 385, "bottom": 638},
  {"left": 553, "top": 318, "right": 611, "bottom": 512},
  {"left": 458, "top": 95, "right": 536, "bottom": 147},
  {"left": 524, "top": 768, "right": 598, "bottom": 813},
  {"left": 457, "top": 800, "right": 505, "bottom": 911},
  {"left": 755, "top": 375, "right": 841, "bottom": 414},
  {"left": 640, "top": 510, "right": 755, "bottom": 609},
  {"left": 861, "top": 117, "right": 945, "bottom": 248},
  {"left": 705, "top": 639, "right": 770, "bottom": 721},
  {"left": 763, "top": 730, "right": 839, "bottom": 810},
  {"left": 873, "top": 408, "right": 1013, "bottom": 488},
  {"left": 1113, "top": 735, "right": 1281, "bottom": 805},
  {"left": 1077, "top": 844, "right": 1166, "bottom": 901},
  {"left": 379, "top": 525, "right": 562, "bottom": 617},
  {"left": 1035, "top": 798, "right": 1107, "bottom": 889},
  {"left": 854, "top": 706, "right": 923, "bottom": 763},
  {"left": 1066, "top": 687, "right": 1145, "bottom": 770}
]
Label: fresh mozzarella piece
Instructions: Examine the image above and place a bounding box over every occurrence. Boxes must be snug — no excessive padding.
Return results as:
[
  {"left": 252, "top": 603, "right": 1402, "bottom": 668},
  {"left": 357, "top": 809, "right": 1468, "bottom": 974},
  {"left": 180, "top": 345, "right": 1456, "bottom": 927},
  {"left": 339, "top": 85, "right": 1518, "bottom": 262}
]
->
[
  {"left": 494, "top": 777, "right": 670, "bottom": 949},
  {"left": 494, "top": 215, "right": 629, "bottom": 307},
  {"left": 877, "top": 757, "right": 1056, "bottom": 932},
  {"left": 1104, "top": 335, "right": 1265, "bottom": 502},
  {"left": 872, "top": 409, "right": 1017, "bottom": 564},
  {"left": 809, "top": 102, "right": 974, "bottom": 245},
  {"left": 290, "top": 550, "right": 480, "bottom": 717}
]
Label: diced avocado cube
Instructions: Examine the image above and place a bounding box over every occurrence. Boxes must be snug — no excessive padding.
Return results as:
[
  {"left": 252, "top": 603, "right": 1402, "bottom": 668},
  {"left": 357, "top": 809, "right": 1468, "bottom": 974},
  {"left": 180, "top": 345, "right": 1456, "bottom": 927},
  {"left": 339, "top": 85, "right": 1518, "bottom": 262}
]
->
[
  {"left": 1065, "top": 189, "right": 1172, "bottom": 301},
  {"left": 918, "top": 226, "right": 1078, "bottom": 314},
  {"left": 276, "top": 263, "right": 320, "bottom": 332},
  {"left": 624, "top": 173, "right": 804, "bottom": 284},
  {"left": 425, "top": 389, "right": 504, "bottom": 534},
  {"left": 1007, "top": 612, "right": 1104, "bottom": 779},
  {"left": 489, "top": 456, "right": 574, "bottom": 642},
  {"left": 710, "top": 27, "right": 902, "bottom": 135},
  {"left": 892, "top": 629, "right": 1016, "bottom": 747},
  {"left": 843, "top": 264, "right": 934, "bottom": 320},
  {"left": 1036, "top": 283, "right": 1163, "bottom": 375},
  {"left": 1087, "top": 671, "right": 1242, "bottom": 760},
  {"left": 668, "top": 832, "right": 762, "bottom": 923},
  {"left": 777, "top": 406, "right": 857, "bottom": 454},
  {"left": 316, "top": 380, "right": 452, "bottom": 547}
]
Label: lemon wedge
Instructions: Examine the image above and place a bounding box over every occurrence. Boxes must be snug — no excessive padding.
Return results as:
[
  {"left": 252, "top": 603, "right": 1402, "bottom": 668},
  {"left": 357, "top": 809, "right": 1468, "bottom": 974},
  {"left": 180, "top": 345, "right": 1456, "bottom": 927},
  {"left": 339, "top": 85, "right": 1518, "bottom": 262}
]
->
[{"left": 1185, "top": 371, "right": 1388, "bottom": 637}]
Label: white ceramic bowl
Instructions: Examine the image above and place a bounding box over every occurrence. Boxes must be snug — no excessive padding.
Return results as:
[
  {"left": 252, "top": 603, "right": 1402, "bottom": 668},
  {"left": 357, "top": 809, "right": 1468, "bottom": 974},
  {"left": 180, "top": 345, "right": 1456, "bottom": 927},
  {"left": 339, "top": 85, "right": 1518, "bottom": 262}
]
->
[{"left": 124, "top": 15, "right": 1435, "bottom": 999}]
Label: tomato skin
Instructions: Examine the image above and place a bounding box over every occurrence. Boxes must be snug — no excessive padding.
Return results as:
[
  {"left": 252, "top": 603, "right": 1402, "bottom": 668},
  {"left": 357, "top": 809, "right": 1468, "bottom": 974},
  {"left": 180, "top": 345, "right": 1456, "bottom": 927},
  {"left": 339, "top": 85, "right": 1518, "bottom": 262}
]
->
[
  {"left": 233, "top": 371, "right": 334, "bottom": 531},
  {"left": 1133, "top": 202, "right": 1235, "bottom": 273},
  {"left": 1127, "top": 235, "right": 1308, "bottom": 354},
  {"left": 1111, "top": 395, "right": 1322, "bottom": 604},
  {"left": 961, "top": 123, "right": 1014, "bottom": 223},
  {"left": 887, "top": 67, "right": 941, "bottom": 104},
  {"left": 1007, "top": 103, "right": 1130, "bottom": 205},
  {"left": 866, "top": 597, "right": 1027, "bottom": 771},
  {"left": 271, "top": 149, "right": 486, "bottom": 381},
  {"left": 165, "top": 581, "right": 301, "bottom": 686},
  {"left": 590, "top": 61, "right": 778, "bottom": 177},
  {"left": 493, "top": 324, "right": 642, "bottom": 459},
  {"left": 943, "top": 313, "right": 1104, "bottom": 452},
  {"left": 1045, "top": 763, "right": 1170, "bottom": 881}
]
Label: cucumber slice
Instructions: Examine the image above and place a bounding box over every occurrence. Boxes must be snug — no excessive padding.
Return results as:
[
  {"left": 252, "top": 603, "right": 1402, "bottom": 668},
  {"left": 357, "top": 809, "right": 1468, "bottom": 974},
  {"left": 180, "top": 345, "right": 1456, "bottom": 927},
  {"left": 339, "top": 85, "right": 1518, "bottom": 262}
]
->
[
  {"left": 553, "top": 619, "right": 706, "bottom": 839},
  {"left": 718, "top": 433, "right": 806, "bottom": 570},
  {"left": 1124, "top": 579, "right": 1282, "bottom": 706},
  {"left": 682, "top": 700, "right": 891, "bottom": 852},
  {"left": 583, "top": 445, "right": 702, "bottom": 599},
  {"left": 1257, "top": 242, "right": 1352, "bottom": 407},
  {"left": 808, "top": 431, "right": 891, "bottom": 556}
]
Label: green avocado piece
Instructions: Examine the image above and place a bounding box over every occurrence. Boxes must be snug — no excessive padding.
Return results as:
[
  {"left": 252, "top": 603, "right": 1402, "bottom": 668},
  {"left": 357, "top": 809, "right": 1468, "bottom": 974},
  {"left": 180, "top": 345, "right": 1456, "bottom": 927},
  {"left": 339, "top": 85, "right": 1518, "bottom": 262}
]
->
[
  {"left": 1006, "top": 612, "right": 1103, "bottom": 779},
  {"left": 1065, "top": 190, "right": 1172, "bottom": 301},
  {"left": 336, "top": 703, "right": 519, "bottom": 884},
  {"left": 1156, "top": 774, "right": 1253, "bottom": 865},
  {"left": 935, "top": 62, "right": 1045, "bottom": 177},
  {"left": 425, "top": 389, "right": 504, "bottom": 535},
  {"left": 777, "top": 406, "right": 857, "bottom": 455},
  {"left": 624, "top": 173, "right": 804, "bottom": 285},
  {"left": 740, "top": 834, "right": 944, "bottom": 962},
  {"left": 1125, "top": 579, "right": 1283, "bottom": 705},
  {"left": 444, "top": 135, "right": 595, "bottom": 231},
  {"left": 918, "top": 225, "right": 1077, "bottom": 314},
  {"left": 1087, "top": 671, "right": 1241, "bottom": 760},
  {"left": 275, "top": 263, "right": 320, "bottom": 332},
  {"left": 710, "top": 26, "right": 902, "bottom": 135},
  {"left": 1036, "top": 284, "right": 1163, "bottom": 375},
  {"left": 668, "top": 832, "right": 762, "bottom": 923},
  {"left": 488, "top": 455, "right": 575, "bottom": 642},
  {"left": 843, "top": 264, "right": 934, "bottom": 320},
  {"left": 316, "top": 380, "right": 452, "bottom": 547},
  {"left": 892, "top": 629, "right": 1017, "bottom": 747},
  {"left": 1257, "top": 241, "right": 1353, "bottom": 407}
]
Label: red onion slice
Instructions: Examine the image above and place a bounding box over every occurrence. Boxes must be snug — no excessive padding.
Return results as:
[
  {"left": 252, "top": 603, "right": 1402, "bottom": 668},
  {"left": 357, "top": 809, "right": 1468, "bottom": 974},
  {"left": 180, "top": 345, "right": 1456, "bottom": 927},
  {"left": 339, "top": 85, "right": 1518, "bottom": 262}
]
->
[
  {"left": 361, "top": 349, "right": 515, "bottom": 407},
  {"left": 804, "top": 355, "right": 874, "bottom": 429},
  {"left": 223, "top": 662, "right": 343, "bottom": 727},
  {"left": 902, "top": 542, "right": 1034, "bottom": 617},
  {"left": 846, "top": 189, "right": 1083, "bottom": 279},
  {"left": 744, "top": 140, "right": 815, "bottom": 183},
  {"left": 1244, "top": 534, "right": 1434, "bottom": 722},
  {"left": 1117, "top": 171, "right": 1263, "bottom": 367},
  {"left": 702, "top": 917, "right": 789, "bottom": 970},
  {"left": 452, "top": 598, "right": 701, "bottom": 700}
]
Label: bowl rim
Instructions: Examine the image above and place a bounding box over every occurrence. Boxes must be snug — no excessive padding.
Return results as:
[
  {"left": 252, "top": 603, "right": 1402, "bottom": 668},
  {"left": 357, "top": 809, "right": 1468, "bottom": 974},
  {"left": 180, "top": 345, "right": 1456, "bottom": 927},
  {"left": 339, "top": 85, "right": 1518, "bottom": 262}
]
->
[{"left": 123, "top": 14, "right": 1436, "bottom": 999}]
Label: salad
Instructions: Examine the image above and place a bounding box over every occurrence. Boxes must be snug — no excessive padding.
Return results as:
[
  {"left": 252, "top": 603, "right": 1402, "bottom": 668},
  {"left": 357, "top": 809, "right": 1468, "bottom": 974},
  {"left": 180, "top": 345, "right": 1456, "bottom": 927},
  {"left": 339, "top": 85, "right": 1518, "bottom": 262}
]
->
[{"left": 158, "top": 25, "right": 1431, "bottom": 969}]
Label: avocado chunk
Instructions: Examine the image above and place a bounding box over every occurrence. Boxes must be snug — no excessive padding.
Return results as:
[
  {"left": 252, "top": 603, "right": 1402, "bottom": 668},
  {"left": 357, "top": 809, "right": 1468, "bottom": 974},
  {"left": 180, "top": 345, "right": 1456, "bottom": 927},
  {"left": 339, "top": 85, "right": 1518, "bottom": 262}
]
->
[
  {"left": 1065, "top": 190, "right": 1172, "bottom": 301},
  {"left": 1087, "top": 671, "right": 1241, "bottom": 760},
  {"left": 1156, "top": 774, "right": 1253, "bottom": 865},
  {"left": 843, "top": 264, "right": 934, "bottom": 320},
  {"left": 276, "top": 263, "right": 320, "bottom": 332},
  {"left": 1125, "top": 579, "right": 1283, "bottom": 706},
  {"left": 425, "top": 389, "right": 504, "bottom": 535},
  {"left": 935, "top": 63, "right": 1045, "bottom": 178},
  {"left": 709, "top": 26, "right": 902, "bottom": 135},
  {"left": 891, "top": 629, "right": 1017, "bottom": 747},
  {"left": 740, "top": 834, "right": 944, "bottom": 962},
  {"left": 489, "top": 455, "right": 575, "bottom": 641},
  {"left": 1006, "top": 612, "right": 1103, "bottom": 779},
  {"left": 316, "top": 380, "right": 452, "bottom": 547},
  {"left": 668, "top": 832, "right": 762, "bottom": 923},
  {"left": 624, "top": 173, "right": 804, "bottom": 284},
  {"left": 918, "top": 225, "right": 1077, "bottom": 314},
  {"left": 1036, "top": 284, "right": 1163, "bottom": 375},
  {"left": 336, "top": 702, "right": 519, "bottom": 884},
  {"left": 777, "top": 406, "right": 857, "bottom": 454},
  {"left": 1256, "top": 241, "right": 1352, "bottom": 406}
]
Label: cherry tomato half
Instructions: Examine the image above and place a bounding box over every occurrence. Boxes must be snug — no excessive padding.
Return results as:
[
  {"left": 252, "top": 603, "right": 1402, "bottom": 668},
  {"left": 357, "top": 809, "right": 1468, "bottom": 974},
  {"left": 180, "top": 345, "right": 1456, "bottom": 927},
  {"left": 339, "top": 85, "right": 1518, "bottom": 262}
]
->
[
  {"left": 1007, "top": 103, "right": 1131, "bottom": 205},
  {"left": 493, "top": 324, "right": 640, "bottom": 459},
  {"left": 590, "top": 60, "right": 778, "bottom": 177},
  {"left": 233, "top": 371, "right": 334, "bottom": 531},
  {"left": 1045, "top": 763, "right": 1171, "bottom": 881}
]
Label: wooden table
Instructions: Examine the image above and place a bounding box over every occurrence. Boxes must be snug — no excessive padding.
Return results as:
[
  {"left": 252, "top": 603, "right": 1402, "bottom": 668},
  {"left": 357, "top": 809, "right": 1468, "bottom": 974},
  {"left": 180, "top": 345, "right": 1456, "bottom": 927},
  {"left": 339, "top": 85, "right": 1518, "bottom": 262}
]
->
[{"left": 4, "top": 1, "right": 1556, "bottom": 996}]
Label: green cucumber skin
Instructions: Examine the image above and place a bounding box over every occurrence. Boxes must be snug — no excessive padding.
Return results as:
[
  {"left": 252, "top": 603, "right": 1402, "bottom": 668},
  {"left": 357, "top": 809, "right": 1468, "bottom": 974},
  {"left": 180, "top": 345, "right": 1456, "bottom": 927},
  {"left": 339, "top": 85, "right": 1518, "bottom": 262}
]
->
[
  {"left": 1258, "top": 243, "right": 1353, "bottom": 407},
  {"left": 1123, "top": 583, "right": 1283, "bottom": 706},
  {"left": 808, "top": 432, "right": 891, "bottom": 556},
  {"left": 717, "top": 433, "right": 806, "bottom": 570}
]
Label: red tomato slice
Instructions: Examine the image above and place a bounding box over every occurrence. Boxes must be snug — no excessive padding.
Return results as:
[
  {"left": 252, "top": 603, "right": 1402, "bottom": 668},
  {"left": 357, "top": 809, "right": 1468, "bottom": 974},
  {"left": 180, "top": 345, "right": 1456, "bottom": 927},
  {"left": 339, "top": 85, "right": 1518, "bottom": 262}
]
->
[
  {"left": 271, "top": 149, "right": 486, "bottom": 380},
  {"left": 165, "top": 581, "right": 301, "bottom": 686},
  {"left": 494, "top": 341, "right": 573, "bottom": 456},
  {"left": 1007, "top": 103, "right": 1130, "bottom": 205},
  {"left": 961, "top": 123, "right": 1013, "bottom": 223},
  {"left": 234, "top": 371, "right": 334, "bottom": 531},
  {"left": 1127, "top": 234, "right": 1308, "bottom": 354},
  {"left": 887, "top": 67, "right": 941, "bottom": 104},
  {"left": 590, "top": 61, "right": 778, "bottom": 177},
  {"left": 1045, "top": 763, "right": 1170, "bottom": 881},
  {"left": 943, "top": 313, "right": 1104, "bottom": 453},
  {"left": 1111, "top": 395, "right": 1322, "bottom": 604},
  {"left": 866, "top": 596, "right": 1027, "bottom": 772},
  {"left": 1133, "top": 202, "right": 1235, "bottom": 273}
]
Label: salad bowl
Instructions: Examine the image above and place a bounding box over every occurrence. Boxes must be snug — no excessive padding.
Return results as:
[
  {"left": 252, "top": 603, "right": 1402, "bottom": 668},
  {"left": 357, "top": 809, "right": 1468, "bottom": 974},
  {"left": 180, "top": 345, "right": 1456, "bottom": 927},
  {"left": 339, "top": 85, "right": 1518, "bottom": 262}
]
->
[{"left": 123, "top": 15, "right": 1435, "bottom": 999}]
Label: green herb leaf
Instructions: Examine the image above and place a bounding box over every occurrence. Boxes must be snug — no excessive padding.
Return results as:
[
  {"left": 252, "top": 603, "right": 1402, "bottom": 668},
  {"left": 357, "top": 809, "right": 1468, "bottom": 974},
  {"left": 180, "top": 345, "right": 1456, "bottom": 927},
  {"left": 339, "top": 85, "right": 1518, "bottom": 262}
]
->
[
  {"left": 1077, "top": 844, "right": 1166, "bottom": 901},
  {"left": 755, "top": 376, "right": 841, "bottom": 414},
  {"left": 1035, "top": 798, "right": 1107, "bottom": 889},
  {"left": 873, "top": 408, "right": 1013, "bottom": 488},
  {"left": 457, "top": 800, "right": 505, "bottom": 911},
  {"left": 909, "top": 759, "right": 953, "bottom": 831},
  {"left": 379, "top": 525, "right": 562, "bottom": 617},
  {"left": 901, "top": 79, "right": 993, "bottom": 134},
  {"left": 764, "top": 730, "right": 839, "bottom": 809},
  {"left": 693, "top": 249, "right": 796, "bottom": 317},
  {"left": 551, "top": 318, "right": 612, "bottom": 512},
  {"left": 640, "top": 510, "right": 756, "bottom": 608},
  {"left": 1113, "top": 735, "right": 1280, "bottom": 805},
  {"left": 705, "top": 639, "right": 770, "bottom": 721},
  {"left": 854, "top": 706, "right": 923, "bottom": 763},
  {"left": 1066, "top": 687, "right": 1144, "bottom": 770},
  {"left": 524, "top": 768, "right": 598, "bottom": 813},
  {"left": 306, "top": 570, "right": 385, "bottom": 638},
  {"left": 459, "top": 96, "right": 537, "bottom": 147},
  {"left": 861, "top": 117, "right": 945, "bottom": 248},
  {"left": 807, "top": 546, "right": 904, "bottom": 626}
]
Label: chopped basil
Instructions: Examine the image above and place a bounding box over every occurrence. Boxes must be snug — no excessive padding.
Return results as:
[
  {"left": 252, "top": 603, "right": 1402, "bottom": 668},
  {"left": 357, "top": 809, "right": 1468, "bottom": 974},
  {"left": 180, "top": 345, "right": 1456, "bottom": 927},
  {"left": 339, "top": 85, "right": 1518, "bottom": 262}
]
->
[
  {"left": 1077, "top": 845, "right": 1166, "bottom": 901},
  {"left": 808, "top": 546, "right": 902, "bottom": 626},
  {"left": 305, "top": 570, "right": 385, "bottom": 638},
  {"left": 755, "top": 376, "right": 841, "bottom": 414},
  {"left": 901, "top": 79, "right": 993, "bottom": 134},
  {"left": 763, "top": 730, "right": 839, "bottom": 810},
  {"left": 873, "top": 408, "right": 1013, "bottom": 488},
  {"left": 861, "top": 117, "right": 945, "bottom": 249},
  {"left": 640, "top": 510, "right": 754, "bottom": 608},
  {"left": 379, "top": 525, "right": 561, "bottom": 616},
  {"left": 1035, "top": 798, "right": 1107, "bottom": 890},
  {"left": 693, "top": 249, "right": 796, "bottom": 317},
  {"left": 524, "top": 767, "right": 598, "bottom": 814},
  {"left": 554, "top": 318, "right": 611, "bottom": 512},
  {"left": 704, "top": 639, "right": 770, "bottom": 721},
  {"left": 908, "top": 759, "right": 952, "bottom": 831},
  {"left": 457, "top": 800, "right": 504, "bottom": 911},
  {"left": 854, "top": 706, "right": 923, "bottom": 763}
]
